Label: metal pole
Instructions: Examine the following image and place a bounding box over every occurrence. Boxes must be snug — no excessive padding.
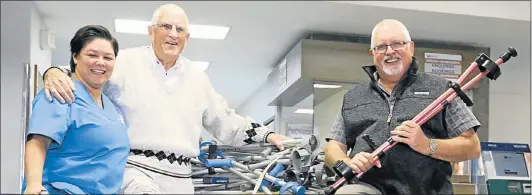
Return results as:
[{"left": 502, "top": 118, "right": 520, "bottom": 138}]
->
[
  {"left": 33, "top": 64, "right": 38, "bottom": 98},
  {"left": 19, "top": 63, "right": 31, "bottom": 189},
  {"left": 223, "top": 167, "right": 272, "bottom": 194}
]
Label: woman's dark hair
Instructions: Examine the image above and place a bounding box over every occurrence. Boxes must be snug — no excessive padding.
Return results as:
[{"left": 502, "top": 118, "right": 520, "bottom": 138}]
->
[{"left": 69, "top": 25, "right": 119, "bottom": 73}]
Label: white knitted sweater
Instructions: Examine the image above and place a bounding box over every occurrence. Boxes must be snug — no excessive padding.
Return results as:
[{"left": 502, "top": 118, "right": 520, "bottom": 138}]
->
[{"left": 104, "top": 46, "right": 272, "bottom": 159}]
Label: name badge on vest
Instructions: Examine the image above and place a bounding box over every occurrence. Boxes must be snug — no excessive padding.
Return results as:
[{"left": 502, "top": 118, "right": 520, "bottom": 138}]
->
[{"left": 414, "top": 91, "right": 430, "bottom": 95}]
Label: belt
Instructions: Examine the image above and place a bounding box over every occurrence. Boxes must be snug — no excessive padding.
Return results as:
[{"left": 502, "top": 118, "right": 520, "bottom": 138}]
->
[{"left": 130, "top": 149, "right": 191, "bottom": 166}]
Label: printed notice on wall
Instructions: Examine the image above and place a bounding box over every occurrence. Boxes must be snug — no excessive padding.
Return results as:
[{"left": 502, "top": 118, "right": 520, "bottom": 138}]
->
[
  {"left": 286, "top": 124, "right": 313, "bottom": 139},
  {"left": 424, "top": 53, "right": 462, "bottom": 82}
]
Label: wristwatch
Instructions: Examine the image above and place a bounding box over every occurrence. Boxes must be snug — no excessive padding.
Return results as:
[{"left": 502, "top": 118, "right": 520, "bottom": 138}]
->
[{"left": 428, "top": 138, "right": 438, "bottom": 156}]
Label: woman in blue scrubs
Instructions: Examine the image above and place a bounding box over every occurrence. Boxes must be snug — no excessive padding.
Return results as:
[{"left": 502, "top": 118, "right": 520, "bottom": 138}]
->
[{"left": 22, "top": 25, "right": 130, "bottom": 194}]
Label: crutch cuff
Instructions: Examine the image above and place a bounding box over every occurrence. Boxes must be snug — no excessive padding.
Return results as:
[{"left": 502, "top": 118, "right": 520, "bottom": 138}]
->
[
  {"left": 475, "top": 53, "right": 502, "bottom": 80},
  {"left": 447, "top": 81, "right": 474, "bottom": 107}
]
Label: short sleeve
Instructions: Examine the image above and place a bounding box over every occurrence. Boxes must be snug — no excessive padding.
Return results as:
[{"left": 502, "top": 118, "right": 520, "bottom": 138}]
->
[
  {"left": 445, "top": 98, "right": 481, "bottom": 138},
  {"left": 325, "top": 112, "right": 347, "bottom": 144},
  {"left": 27, "top": 90, "right": 70, "bottom": 149}
]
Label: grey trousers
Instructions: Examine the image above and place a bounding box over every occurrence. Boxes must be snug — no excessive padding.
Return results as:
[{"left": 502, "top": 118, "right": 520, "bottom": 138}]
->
[{"left": 335, "top": 181, "right": 382, "bottom": 194}]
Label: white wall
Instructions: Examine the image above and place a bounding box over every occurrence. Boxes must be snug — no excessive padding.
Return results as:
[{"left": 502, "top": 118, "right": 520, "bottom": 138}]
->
[
  {"left": 236, "top": 82, "right": 276, "bottom": 125},
  {"left": 314, "top": 89, "right": 348, "bottom": 148},
  {"left": 236, "top": 41, "right": 304, "bottom": 132},
  {"left": 488, "top": 34, "right": 531, "bottom": 146},
  {"left": 1, "top": 1, "right": 32, "bottom": 193},
  {"left": 1, "top": 2, "right": 52, "bottom": 193},
  {"left": 30, "top": 2, "right": 53, "bottom": 101}
]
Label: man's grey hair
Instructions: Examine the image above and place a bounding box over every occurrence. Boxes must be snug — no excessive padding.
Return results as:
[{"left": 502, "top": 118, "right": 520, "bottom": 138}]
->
[
  {"left": 150, "top": 4, "right": 189, "bottom": 26},
  {"left": 370, "top": 19, "right": 412, "bottom": 48}
]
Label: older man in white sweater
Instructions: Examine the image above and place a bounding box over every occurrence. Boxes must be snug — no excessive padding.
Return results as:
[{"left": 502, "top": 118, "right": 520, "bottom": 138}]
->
[{"left": 41, "top": 4, "right": 288, "bottom": 194}]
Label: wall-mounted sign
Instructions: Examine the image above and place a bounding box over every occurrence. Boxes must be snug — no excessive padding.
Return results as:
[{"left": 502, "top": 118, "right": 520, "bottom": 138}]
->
[
  {"left": 424, "top": 53, "right": 462, "bottom": 82},
  {"left": 286, "top": 123, "right": 313, "bottom": 139}
]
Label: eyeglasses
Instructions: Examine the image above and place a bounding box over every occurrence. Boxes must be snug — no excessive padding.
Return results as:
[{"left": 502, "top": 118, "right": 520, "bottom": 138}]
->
[
  {"left": 372, "top": 41, "right": 410, "bottom": 54},
  {"left": 154, "top": 23, "right": 188, "bottom": 35}
]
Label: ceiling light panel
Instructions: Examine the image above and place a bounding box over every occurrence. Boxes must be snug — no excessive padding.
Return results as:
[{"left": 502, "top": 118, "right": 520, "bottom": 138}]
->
[{"left": 294, "top": 109, "right": 314, "bottom": 114}]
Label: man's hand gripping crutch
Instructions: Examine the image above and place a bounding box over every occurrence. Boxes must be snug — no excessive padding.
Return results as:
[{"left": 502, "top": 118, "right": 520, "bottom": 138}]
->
[{"left": 323, "top": 47, "right": 518, "bottom": 195}]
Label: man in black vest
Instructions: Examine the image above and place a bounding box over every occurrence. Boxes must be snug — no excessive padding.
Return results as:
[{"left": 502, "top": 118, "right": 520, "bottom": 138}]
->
[{"left": 324, "top": 19, "right": 481, "bottom": 194}]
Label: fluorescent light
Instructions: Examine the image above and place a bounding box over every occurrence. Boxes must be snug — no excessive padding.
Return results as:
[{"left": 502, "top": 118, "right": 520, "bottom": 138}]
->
[
  {"left": 113, "top": 19, "right": 230, "bottom": 40},
  {"left": 190, "top": 61, "right": 210, "bottom": 71},
  {"left": 313, "top": 84, "right": 342, "bottom": 89},
  {"left": 294, "top": 109, "right": 314, "bottom": 114}
]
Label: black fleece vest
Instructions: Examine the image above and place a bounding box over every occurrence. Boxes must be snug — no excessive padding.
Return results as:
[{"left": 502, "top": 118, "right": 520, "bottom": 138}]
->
[{"left": 342, "top": 59, "right": 454, "bottom": 194}]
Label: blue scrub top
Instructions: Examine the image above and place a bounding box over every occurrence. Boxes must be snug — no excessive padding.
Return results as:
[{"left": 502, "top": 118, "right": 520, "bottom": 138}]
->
[{"left": 22, "top": 80, "right": 130, "bottom": 194}]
